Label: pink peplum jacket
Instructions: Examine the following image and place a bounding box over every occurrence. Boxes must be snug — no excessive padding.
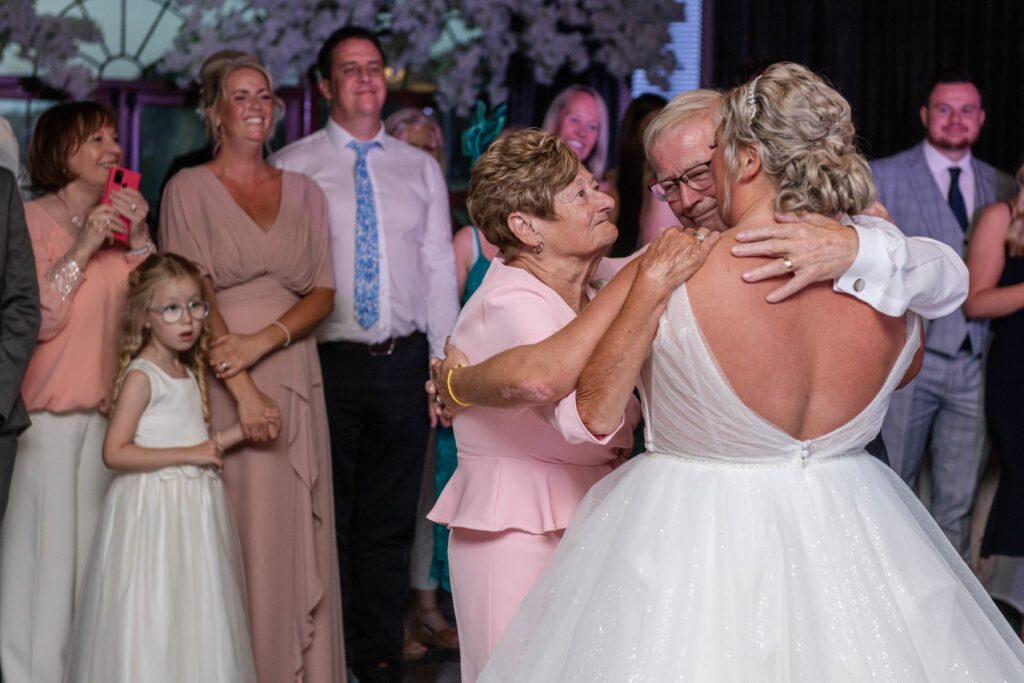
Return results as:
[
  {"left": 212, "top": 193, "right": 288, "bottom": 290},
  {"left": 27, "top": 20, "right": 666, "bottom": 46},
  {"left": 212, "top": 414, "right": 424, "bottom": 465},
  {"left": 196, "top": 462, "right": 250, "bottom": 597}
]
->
[{"left": 429, "top": 257, "right": 641, "bottom": 535}]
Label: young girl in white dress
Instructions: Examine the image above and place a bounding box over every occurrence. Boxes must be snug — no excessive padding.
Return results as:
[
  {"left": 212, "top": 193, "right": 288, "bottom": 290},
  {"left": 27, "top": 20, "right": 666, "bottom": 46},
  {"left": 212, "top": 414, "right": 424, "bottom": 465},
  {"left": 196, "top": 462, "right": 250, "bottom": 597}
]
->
[{"left": 64, "top": 254, "right": 275, "bottom": 682}]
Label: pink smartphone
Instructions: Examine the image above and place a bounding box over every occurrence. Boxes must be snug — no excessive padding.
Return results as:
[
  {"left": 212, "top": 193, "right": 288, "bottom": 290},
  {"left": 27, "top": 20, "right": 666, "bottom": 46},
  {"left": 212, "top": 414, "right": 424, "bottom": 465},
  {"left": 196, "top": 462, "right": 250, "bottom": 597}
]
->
[{"left": 101, "top": 166, "right": 141, "bottom": 244}]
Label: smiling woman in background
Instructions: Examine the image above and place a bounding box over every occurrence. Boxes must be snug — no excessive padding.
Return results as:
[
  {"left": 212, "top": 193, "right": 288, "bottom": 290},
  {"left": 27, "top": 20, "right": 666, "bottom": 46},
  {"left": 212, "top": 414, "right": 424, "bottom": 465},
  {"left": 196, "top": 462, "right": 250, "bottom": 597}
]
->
[
  {"left": 159, "top": 50, "right": 343, "bottom": 682},
  {"left": 542, "top": 85, "right": 610, "bottom": 181}
]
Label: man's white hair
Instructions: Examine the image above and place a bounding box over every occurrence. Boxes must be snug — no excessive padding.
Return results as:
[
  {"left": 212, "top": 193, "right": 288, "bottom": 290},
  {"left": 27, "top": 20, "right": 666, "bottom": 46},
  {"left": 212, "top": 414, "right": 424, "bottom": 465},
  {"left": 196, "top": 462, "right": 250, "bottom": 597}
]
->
[{"left": 642, "top": 89, "right": 723, "bottom": 161}]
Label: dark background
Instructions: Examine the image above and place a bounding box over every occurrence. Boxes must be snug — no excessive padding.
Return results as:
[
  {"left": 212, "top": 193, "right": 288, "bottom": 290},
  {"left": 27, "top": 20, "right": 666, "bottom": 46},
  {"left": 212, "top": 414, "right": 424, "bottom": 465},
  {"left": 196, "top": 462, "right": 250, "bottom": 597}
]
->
[{"left": 709, "top": 0, "right": 1024, "bottom": 173}]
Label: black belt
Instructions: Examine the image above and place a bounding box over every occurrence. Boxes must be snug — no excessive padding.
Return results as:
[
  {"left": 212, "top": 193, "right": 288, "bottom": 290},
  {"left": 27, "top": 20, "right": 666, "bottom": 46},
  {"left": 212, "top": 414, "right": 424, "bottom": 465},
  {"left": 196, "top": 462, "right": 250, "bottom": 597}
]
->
[{"left": 324, "top": 331, "right": 425, "bottom": 357}]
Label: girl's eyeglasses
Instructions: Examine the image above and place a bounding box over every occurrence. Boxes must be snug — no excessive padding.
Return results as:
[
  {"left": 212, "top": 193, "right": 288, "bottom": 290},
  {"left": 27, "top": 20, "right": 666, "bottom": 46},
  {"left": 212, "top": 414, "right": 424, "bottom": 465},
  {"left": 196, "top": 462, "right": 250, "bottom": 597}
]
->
[{"left": 147, "top": 300, "right": 211, "bottom": 324}]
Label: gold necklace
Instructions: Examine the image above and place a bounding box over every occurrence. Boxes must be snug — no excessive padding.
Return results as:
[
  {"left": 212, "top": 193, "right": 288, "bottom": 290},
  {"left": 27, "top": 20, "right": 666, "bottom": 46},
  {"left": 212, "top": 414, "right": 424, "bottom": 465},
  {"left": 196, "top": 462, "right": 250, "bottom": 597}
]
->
[{"left": 55, "top": 190, "right": 84, "bottom": 228}]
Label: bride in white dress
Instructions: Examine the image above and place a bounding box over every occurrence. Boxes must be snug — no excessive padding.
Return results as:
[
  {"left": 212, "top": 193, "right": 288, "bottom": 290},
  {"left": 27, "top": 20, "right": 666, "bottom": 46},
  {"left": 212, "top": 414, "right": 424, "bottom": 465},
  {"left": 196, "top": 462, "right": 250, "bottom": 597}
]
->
[{"left": 479, "top": 62, "right": 1024, "bottom": 681}]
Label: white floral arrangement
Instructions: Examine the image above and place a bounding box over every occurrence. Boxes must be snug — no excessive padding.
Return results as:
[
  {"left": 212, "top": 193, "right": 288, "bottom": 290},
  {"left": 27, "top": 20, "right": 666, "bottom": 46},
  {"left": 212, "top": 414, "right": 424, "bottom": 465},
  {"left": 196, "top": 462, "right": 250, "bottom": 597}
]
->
[
  {"left": 2, "top": 1, "right": 683, "bottom": 112},
  {"left": 165, "top": 0, "right": 682, "bottom": 112},
  {"left": 0, "top": 0, "right": 103, "bottom": 98}
]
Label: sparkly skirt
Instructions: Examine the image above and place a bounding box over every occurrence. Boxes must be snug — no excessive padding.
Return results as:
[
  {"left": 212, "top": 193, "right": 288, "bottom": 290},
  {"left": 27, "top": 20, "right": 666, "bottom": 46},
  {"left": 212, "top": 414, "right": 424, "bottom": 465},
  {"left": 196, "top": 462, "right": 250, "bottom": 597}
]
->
[{"left": 479, "top": 451, "right": 1024, "bottom": 682}]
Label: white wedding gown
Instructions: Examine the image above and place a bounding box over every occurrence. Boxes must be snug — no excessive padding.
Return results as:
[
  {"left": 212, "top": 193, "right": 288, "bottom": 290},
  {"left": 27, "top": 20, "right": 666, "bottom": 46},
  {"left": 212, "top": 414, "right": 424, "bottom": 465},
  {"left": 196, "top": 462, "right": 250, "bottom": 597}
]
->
[{"left": 479, "top": 287, "right": 1024, "bottom": 682}]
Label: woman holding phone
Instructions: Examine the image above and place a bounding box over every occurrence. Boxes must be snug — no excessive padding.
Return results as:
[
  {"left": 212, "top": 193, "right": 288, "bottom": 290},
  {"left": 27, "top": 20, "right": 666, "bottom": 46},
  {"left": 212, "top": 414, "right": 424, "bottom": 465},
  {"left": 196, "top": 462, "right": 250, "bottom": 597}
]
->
[{"left": 0, "top": 100, "right": 152, "bottom": 683}]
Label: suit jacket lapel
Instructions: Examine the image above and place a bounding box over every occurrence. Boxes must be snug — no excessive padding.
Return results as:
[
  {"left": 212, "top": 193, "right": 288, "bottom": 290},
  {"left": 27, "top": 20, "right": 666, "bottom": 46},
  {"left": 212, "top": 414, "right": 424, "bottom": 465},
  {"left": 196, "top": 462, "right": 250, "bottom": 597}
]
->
[
  {"left": 971, "top": 159, "right": 995, "bottom": 222},
  {"left": 906, "top": 144, "right": 962, "bottom": 249}
]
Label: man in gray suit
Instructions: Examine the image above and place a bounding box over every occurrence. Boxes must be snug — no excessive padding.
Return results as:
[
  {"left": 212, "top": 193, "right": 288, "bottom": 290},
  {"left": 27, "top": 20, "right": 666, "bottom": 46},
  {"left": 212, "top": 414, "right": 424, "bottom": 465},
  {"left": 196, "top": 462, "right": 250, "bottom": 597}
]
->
[
  {"left": 873, "top": 70, "right": 1016, "bottom": 556},
  {"left": 0, "top": 166, "right": 39, "bottom": 521}
]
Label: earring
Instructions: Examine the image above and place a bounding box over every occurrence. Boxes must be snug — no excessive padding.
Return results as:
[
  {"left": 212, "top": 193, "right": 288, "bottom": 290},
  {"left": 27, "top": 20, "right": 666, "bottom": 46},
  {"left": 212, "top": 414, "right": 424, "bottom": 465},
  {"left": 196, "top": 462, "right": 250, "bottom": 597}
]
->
[{"left": 533, "top": 242, "right": 544, "bottom": 255}]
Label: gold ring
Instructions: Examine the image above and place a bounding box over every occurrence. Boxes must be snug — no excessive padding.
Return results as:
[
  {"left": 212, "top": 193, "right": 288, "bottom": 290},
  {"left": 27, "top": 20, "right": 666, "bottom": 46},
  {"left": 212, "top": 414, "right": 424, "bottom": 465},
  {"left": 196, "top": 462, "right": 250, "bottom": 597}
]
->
[
  {"left": 130, "top": 203, "right": 137, "bottom": 213},
  {"left": 782, "top": 255, "right": 794, "bottom": 272}
]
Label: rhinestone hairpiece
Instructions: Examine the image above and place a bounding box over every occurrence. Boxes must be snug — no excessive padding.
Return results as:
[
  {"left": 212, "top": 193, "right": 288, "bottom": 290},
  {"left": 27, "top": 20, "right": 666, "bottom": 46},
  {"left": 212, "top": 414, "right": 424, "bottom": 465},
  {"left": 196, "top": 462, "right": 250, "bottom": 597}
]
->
[{"left": 747, "top": 75, "right": 763, "bottom": 121}]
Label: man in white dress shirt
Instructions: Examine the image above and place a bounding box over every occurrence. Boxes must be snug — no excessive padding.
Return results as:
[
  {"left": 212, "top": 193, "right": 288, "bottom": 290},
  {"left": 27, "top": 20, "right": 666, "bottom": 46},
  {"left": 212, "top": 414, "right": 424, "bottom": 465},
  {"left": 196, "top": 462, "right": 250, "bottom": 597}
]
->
[
  {"left": 871, "top": 70, "right": 1015, "bottom": 555},
  {"left": 271, "top": 26, "right": 459, "bottom": 683}
]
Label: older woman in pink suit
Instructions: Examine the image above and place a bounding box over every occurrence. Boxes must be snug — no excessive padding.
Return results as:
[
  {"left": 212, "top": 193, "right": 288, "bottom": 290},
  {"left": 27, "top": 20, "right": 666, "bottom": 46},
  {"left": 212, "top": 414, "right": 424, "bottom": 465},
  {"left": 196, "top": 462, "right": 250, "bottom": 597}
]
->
[
  {"left": 427, "top": 130, "right": 714, "bottom": 682},
  {"left": 160, "top": 51, "right": 343, "bottom": 682}
]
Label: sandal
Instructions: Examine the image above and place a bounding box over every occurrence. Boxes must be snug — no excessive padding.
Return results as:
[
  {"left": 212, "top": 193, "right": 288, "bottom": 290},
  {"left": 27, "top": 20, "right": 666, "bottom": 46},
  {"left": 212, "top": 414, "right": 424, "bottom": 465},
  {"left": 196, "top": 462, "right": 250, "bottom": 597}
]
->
[
  {"left": 401, "top": 620, "right": 429, "bottom": 661},
  {"left": 409, "top": 606, "right": 460, "bottom": 650}
]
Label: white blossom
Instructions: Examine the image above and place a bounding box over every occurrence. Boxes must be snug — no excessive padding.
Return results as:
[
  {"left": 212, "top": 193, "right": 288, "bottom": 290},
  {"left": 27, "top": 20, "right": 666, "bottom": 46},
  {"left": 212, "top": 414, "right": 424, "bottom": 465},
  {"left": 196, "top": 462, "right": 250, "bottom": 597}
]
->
[{"left": 0, "top": 1, "right": 683, "bottom": 111}]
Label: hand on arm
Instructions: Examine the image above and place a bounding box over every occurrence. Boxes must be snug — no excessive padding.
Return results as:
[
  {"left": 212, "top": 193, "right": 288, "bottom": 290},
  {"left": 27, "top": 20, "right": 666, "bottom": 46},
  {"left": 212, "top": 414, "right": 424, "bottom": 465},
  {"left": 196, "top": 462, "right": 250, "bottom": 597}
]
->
[
  {"left": 210, "top": 287, "right": 334, "bottom": 380},
  {"left": 731, "top": 211, "right": 859, "bottom": 303},
  {"left": 576, "top": 228, "right": 719, "bottom": 434},
  {"left": 432, "top": 229, "right": 717, "bottom": 420},
  {"left": 103, "top": 370, "right": 224, "bottom": 472},
  {"left": 211, "top": 411, "right": 278, "bottom": 451},
  {"left": 965, "top": 203, "right": 1024, "bottom": 319},
  {"left": 203, "top": 276, "right": 280, "bottom": 442},
  {"left": 431, "top": 260, "right": 643, "bottom": 416}
]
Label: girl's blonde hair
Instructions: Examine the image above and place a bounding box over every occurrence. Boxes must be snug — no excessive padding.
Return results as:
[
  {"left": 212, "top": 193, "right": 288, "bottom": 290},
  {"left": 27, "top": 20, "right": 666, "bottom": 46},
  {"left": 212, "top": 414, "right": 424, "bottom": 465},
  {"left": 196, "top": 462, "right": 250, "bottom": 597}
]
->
[
  {"left": 718, "top": 62, "right": 875, "bottom": 218},
  {"left": 1006, "top": 163, "right": 1024, "bottom": 257},
  {"left": 111, "top": 254, "right": 211, "bottom": 425}
]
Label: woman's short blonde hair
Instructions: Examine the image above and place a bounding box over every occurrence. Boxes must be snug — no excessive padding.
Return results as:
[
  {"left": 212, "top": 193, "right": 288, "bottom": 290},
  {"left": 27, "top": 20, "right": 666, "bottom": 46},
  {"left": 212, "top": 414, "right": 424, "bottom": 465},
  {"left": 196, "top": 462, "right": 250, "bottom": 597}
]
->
[
  {"left": 467, "top": 129, "right": 579, "bottom": 256},
  {"left": 542, "top": 85, "right": 610, "bottom": 177},
  {"left": 718, "top": 62, "right": 875, "bottom": 217},
  {"left": 198, "top": 50, "right": 285, "bottom": 145}
]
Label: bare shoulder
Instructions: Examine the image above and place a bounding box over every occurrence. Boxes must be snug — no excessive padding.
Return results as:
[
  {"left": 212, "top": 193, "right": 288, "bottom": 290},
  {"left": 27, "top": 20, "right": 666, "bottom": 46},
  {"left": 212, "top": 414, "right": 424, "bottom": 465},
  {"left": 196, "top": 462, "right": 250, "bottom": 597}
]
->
[
  {"left": 452, "top": 225, "right": 476, "bottom": 253},
  {"left": 978, "top": 200, "right": 1013, "bottom": 227}
]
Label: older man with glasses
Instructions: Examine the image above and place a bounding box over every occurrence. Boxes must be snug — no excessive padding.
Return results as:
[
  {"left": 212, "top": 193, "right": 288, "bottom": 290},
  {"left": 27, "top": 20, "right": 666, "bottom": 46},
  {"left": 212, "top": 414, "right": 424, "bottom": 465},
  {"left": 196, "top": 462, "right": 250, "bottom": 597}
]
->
[{"left": 643, "top": 89, "right": 967, "bottom": 317}]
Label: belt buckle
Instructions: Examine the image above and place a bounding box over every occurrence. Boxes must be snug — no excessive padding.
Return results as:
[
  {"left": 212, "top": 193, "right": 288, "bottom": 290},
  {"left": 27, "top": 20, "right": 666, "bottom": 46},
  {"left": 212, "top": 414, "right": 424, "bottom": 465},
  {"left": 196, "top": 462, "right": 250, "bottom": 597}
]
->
[{"left": 368, "top": 337, "right": 396, "bottom": 357}]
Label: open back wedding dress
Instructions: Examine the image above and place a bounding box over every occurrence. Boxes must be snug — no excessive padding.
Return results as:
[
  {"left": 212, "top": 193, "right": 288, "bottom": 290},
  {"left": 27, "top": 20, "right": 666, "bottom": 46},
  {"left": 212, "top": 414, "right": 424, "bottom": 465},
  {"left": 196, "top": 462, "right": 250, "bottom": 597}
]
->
[{"left": 479, "top": 285, "right": 1024, "bottom": 682}]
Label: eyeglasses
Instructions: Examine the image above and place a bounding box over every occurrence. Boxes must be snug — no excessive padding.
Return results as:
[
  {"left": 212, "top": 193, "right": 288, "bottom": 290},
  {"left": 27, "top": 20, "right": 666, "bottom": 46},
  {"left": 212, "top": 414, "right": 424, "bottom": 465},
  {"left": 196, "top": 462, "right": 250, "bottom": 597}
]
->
[
  {"left": 649, "top": 160, "right": 714, "bottom": 202},
  {"left": 147, "top": 300, "right": 210, "bottom": 324}
]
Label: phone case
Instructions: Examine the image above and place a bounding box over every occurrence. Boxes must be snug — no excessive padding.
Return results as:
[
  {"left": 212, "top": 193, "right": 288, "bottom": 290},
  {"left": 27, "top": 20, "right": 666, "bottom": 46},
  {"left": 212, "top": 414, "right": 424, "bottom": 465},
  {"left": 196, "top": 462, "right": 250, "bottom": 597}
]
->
[{"left": 101, "top": 166, "right": 141, "bottom": 244}]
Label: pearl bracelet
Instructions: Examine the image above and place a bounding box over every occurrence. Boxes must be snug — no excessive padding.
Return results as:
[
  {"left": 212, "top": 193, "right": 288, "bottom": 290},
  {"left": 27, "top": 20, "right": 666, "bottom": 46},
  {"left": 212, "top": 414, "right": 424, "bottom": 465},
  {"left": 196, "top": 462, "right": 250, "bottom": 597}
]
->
[{"left": 272, "top": 320, "right": 292, "bottom": 348}]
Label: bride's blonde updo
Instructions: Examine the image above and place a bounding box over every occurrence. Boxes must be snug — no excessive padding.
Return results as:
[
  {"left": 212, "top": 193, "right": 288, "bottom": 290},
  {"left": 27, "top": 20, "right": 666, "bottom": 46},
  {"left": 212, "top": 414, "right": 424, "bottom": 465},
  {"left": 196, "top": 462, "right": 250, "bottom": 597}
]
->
[{"left": 718, "top": 62, "right": 874, "bottom": 217}]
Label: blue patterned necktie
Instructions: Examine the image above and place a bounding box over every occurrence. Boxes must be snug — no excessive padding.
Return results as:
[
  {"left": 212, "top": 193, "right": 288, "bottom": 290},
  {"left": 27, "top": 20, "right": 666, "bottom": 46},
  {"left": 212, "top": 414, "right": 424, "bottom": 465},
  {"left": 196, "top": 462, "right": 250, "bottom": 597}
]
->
[
  {"left": 947, "top": 167, "right": 969, "bottom": 232},
  {"left": 350, "top": 140, "right": 381, "bottom": 329}
]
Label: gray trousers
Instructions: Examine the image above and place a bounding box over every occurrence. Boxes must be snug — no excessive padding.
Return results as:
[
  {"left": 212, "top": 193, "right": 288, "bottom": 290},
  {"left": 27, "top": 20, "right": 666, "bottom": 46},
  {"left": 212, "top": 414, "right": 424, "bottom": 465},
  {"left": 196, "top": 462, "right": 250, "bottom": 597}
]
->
[{"left": 881, "top": 349, "right": 985, "bottom": 557}]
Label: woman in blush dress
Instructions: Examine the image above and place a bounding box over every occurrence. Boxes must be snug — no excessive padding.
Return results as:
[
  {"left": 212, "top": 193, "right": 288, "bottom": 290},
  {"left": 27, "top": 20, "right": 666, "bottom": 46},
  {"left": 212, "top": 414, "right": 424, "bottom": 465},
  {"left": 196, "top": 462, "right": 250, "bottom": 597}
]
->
[
  {"left": 479, "top": 63, "right": 1024, "bottom": 682},
  {"left": 159, "top": 50, "right": 344, "bottom": 683}
]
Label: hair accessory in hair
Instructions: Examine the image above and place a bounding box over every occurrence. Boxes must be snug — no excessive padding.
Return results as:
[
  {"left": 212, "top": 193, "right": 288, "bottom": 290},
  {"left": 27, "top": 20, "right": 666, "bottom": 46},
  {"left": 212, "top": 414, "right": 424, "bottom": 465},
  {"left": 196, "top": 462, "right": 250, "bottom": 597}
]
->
[
  {"left": 747, "top": 75, "right": 763, "bottom": 121},
  {"left": 461, "top": 101, "right": 507, "bottom": 166}
]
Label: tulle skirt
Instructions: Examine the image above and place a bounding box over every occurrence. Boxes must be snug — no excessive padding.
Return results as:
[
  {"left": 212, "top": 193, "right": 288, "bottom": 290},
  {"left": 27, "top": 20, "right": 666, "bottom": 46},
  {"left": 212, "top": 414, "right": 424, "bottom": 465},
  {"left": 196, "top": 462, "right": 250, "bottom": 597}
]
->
[
  {"left": 480, "top": 451, "right": 1024, "bottom": 682},
  {"left": 64, "top": 467, "right": 256, "bottom": 683}
]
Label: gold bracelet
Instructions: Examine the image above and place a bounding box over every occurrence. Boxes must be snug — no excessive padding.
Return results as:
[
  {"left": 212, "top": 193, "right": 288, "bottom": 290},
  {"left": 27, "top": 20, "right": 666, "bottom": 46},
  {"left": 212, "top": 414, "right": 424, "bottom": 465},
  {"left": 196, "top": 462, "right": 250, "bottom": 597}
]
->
[{"left": 446, "top": 364, "right": 472, "bottom": 407}]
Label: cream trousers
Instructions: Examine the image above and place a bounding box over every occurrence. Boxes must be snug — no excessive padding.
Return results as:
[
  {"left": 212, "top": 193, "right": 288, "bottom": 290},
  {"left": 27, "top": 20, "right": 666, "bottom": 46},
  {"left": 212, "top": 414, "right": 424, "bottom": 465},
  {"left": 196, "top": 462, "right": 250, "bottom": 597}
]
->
[{"left": 0, "top": 411, "right": 111, "bottom": 683}]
